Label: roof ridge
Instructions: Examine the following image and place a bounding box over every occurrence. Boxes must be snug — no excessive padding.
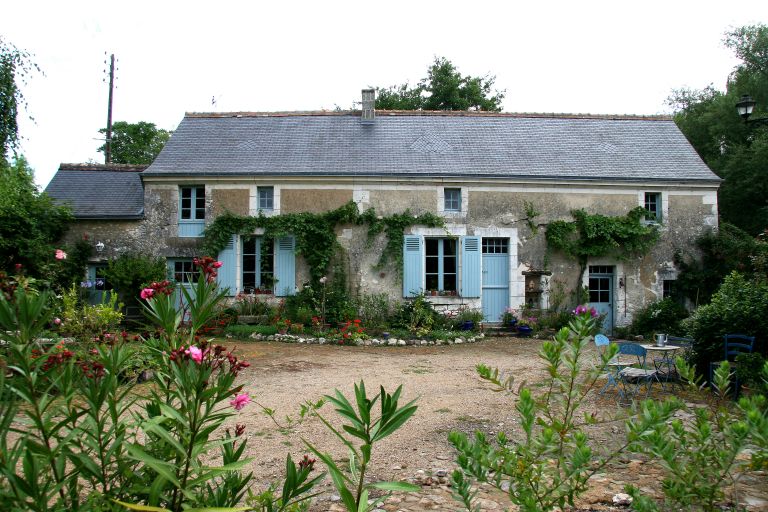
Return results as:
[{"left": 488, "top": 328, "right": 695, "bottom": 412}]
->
[
  {"left": 185, "top": 110, "right": 673, "bottom": 121},
  {"left": 58, "top": 163, "right": 148, "bottom": 172}
]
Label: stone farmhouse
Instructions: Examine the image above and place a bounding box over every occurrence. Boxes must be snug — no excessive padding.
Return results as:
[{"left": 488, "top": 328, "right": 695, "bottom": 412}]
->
[{"left": 46, "top": 92, "right": 721, "bottom": 332}]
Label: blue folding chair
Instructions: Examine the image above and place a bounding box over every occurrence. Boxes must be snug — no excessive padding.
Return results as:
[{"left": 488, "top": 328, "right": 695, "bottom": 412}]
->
[
  {"left": 709, "top": 334, "right": 755, "bottom": 396},
  {"left": 595, "top": 334, "right": 624, "bottom": 400},
  {"left": 617, "top": 343, "right": 661, "bottom": 399}
]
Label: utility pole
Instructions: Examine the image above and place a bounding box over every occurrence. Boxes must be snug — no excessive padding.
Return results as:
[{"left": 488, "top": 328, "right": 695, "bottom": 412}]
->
[{"left": 105, "top": 53, "right": 115, "bottom": 164}]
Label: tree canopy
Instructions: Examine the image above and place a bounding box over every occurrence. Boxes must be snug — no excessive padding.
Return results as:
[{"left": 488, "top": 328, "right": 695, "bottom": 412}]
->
[
  {"left": 0, "top": 156, "right": 72, "bottom": 276},
  {"left": 374, "top": 57, "right": 505, "bottom": 112},
  {"left": 669, "top": 24, "right": 768, "bottom": 235},
  {"left": 98, "top": 121, "right": 171, "bottom": 165},
  {"left": 0, "top": 37, "right": 39, "bottom": 159}
]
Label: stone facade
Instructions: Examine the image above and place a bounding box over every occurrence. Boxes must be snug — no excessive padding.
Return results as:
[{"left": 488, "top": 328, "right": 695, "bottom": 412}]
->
[{"left": 114, "top": 178, "right": 718, "bottom": 330}]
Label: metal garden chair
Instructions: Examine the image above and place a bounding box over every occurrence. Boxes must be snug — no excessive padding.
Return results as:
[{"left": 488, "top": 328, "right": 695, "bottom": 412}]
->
[
  {"left": 709, "top": 334, "right": 755, "bottom": 396},
  {"left": 617, "top": 343, "right": 661, "bottom": 400},
  {"left": 594, "top": 334, "right": 623, "bottom": 400}
]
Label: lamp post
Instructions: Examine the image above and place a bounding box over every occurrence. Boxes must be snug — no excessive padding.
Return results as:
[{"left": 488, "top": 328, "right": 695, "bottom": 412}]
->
[{"left": 736, "top": 95, "right": 768, "bottom": 126}]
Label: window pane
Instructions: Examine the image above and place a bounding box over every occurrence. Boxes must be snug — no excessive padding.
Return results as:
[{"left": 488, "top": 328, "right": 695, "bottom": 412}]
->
[
  {"left": 426, "top": 238, "right": 438, "bottom": 256},
  {"left": 600, "top": 291, "right": 609, "bottom": 302},
  {"left": 425, "top": 275, "right": 438, "bottom": 290},
  {"left": 243, "top": 255, "right": 256, "bottom": 272},
  {"left": 443, "top": 274, "right": 457, "bottom": 291},
  {"left": 243, "top": 273, "right": 256, "bottom": 292},
  {"left": 243, "top": 237, "right": 256, "bottom": 254},
  {"left": 181, "top": 188, "right": 191, "bottom": 199},
  {"left": 589, "top": 290, "right": 599, "bottom": 302},
  {"left": 444, "top": 188, "right": 461, "bottom": 211},
  {"left": 443, "top": 238, "right": 457, "bottom": 255},
  {"left": 425, "top": 256, "right": 438, "bottom": 273},
  {"left": 444, "top": 256, "right": 456, "bottom": 274}
]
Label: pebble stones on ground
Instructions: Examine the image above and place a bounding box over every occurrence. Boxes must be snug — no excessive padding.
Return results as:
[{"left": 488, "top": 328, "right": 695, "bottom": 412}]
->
[{"left": 248, "top": 333, "right": 485, "bottom": 346}]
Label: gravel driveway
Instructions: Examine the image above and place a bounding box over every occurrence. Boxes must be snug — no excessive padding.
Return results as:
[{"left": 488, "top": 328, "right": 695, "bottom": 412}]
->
[{"left": 229, "top": 336, "right": 768, "bottom": 512}]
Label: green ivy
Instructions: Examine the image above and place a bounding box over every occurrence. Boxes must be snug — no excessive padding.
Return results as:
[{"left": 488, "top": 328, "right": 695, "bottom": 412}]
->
[
  {"left": 545, "top": 207, "right": 659, "bottom": 283},
  {"left": 202, "top": 201, "right": 443, "bottom": 285}
]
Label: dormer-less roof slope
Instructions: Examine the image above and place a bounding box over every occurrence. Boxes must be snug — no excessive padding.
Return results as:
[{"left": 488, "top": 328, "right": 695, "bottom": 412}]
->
[
  {"left": 45, "top": 163, "right": 146, "bottom": 219},
  {"left": 144, "top": 111, "right": 720, "bottom": 183}
]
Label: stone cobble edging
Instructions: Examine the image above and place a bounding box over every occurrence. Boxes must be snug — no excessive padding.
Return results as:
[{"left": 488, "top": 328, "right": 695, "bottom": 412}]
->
[{"left": 244, "top": 332, "right": 486, "bottom": 346}]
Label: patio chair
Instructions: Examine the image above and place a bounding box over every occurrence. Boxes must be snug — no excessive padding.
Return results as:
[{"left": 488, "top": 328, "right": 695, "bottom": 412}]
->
[
  {"left": 594, "top": 334, "right": 623, "bottom": 399},
  {"left": 616, "top": 343, "right": 661, "bottom": 399},
  {"left": 709, "top": 334, "right": 755, "bottom": 396}
]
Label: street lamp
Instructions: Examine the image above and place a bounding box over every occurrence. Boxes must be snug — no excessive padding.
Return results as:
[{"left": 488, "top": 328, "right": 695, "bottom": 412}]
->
[
  {"left": 736, "top": 94, "right": 768, "bottom": 126},
  {"left": 95, "top": 241, "right": 105, "bottom": 253}
]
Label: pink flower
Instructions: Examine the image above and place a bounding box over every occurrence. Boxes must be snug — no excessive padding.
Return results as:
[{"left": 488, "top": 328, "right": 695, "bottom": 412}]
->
[
  {"left": 212, "top": 261, "right": 223, "bottom": 268},
  {"left": 186, "top": 345, "right": 203, "bottom": 364},
  {"left": 590, "top": 307, "right": 598, "bottom": 318},
  {"left": 53, "top": 317, "right": 61, "bottom": 325},
  {"left": 55, "top": 249, "right": 67, "bottom": 260},
  {"left": 140, "top": 288, "right": 155, "bottom": 300},
  {"left": 230, "top": 393, "right": 251, "bottom": 411}
]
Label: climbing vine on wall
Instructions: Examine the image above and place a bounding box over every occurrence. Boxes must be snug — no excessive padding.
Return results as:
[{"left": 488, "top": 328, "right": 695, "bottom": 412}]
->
[
  {"left": 202, "top": 201, "right": 443, "bottom": 285},
  {"left": 545, "top": 207, "right": 659, "bottom": 282}
]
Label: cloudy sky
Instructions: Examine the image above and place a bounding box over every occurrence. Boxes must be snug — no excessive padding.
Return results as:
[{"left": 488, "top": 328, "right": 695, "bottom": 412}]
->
[{"left": 3, "top": 0, "right": 768, "bottom": 188}]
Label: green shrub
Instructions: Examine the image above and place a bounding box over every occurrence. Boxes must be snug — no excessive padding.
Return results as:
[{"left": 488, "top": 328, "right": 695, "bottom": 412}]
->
[
  {"left": 59, "top": 285, "right": 124, "bottom": 340},
  {"left": 392, "top": 293, "right": 440, "bottom": 333},
  {"left": 102, "top": 253, "right": 167, "bottom": 307},
  {"left": 354, "top": 293, "right": 393, "bottom": 329},
  {"left": 685, "top": 272, "right": 768, "bottom": 374},
  {"left": 629, "top": 298, "right": 689, "bottom": 339}
]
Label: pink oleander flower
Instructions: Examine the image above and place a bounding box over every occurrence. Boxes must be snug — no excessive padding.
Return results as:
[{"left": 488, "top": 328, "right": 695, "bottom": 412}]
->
[
  {"left": 212, "top": 261, "right": 223, "bottom": 268},
  {"left": 53, "top": 317, "right": 61, "bottom": 326},
  {"left": 590, "top": 307, "right": 598, "bottom": 318},
  {"left": 186, "top": 345, "right": 203, "bottom": 364},
  {"left": 55, "top": 249, "right": 67, "bottom": 260},
  {"left": 230, "top": 393, "right": 251, "bottom": 411},
  {"left": 140, "top": 288, "right": 155, "bottom": 300}
]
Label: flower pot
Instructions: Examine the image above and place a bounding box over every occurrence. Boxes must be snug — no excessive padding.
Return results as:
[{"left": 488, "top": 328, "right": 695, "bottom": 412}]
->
[
  {"left": 507, "top": 318, "right": 518, "bottom": 331},
  {"left": 461, "top": 320, "right": 474, "bottom": 331},
  {"left": 516, "top": 325, "right": 533, "bottom": 337}
]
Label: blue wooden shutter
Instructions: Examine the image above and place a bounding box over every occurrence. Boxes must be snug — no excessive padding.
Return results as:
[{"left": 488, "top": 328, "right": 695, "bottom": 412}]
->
[
  {"left": 403, "top": 235, "right": 423, "bottom": 297},
  {"left": 275, "top": 236, "right": 296, "bottom": 296},
  {"left": 216, "top": 235, "right": 237, "bottom": 296},
  {"left": 461, "top": 236, "right": 481, "bottom": 298}
]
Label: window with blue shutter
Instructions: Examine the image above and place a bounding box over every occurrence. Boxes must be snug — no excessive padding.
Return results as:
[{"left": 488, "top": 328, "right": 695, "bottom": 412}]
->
[
  {"left": 461, "top": 236, "right": 481, "bottom": 297},
  {"left": 274, "top": 236, "right": 296, "bottom": 296},
  {"left": 216, "top": 236, "right": 237, "bottom": 295},
  {"left": 241, "top": 236, "right": 275, "bottom": 293},
  {"left": 403, "top": 235, "right": 424, "bottom": 297},
  {"left": 179, "top": 186, "right": 205, "bottom": 237}
]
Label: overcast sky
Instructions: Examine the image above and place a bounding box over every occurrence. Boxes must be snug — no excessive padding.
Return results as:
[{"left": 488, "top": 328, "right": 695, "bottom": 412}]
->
[{"left": 3, "top": 0, "right": 768, "bottom": 188}]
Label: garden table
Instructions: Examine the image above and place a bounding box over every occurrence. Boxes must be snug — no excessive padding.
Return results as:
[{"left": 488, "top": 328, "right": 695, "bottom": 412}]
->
[{"left": 640, "top": 344, "right": 683, "bottom": 386}]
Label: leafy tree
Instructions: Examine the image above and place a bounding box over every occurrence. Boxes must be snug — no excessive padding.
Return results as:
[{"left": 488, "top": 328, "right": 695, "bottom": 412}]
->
[
  {"left": 98, "top": 121, "right": 171, "bottom": 165},
  {"left": 0, "top": 37, "right": 40, "bottom": 159},
  {"left": 374, "top": 57, "right": 505, "bottom": 112},
  {"left": 669, "top": 24, "right": 768, "bottom": 235},
  {"left": 0, "top": 156, "right": 72, "bottom": 277}
]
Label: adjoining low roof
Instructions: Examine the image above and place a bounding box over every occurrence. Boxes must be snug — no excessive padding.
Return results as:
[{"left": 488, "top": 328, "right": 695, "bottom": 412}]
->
[
  {"left": 45, "top": 164, "right": 146, "bottom": 219},
  {"left": 144, "top": 110, "right": 720, "bottom": 183}
]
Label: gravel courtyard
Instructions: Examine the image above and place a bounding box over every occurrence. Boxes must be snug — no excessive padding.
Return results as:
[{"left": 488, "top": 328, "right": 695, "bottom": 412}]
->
[{"left": 228, "top": 336, "right": 768, "bottom": 511}]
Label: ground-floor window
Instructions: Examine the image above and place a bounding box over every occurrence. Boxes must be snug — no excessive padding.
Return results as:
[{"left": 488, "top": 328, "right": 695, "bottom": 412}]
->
[
  {"left": 171, "top": 259, "right": 196, "bottom": 284},
  {"left": 241, "top": 236, "right": 274, "bottom": 293},
  {"left": 425, "top": 238, "right": 457, "bottom": 292}
]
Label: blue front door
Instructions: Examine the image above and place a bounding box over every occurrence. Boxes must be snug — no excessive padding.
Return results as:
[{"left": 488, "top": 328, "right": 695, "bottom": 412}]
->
[
  {"left": 481, "top": 238, "right": 509, "bottom": 323},
  {"left": 588, "top": 266, "right": 614, "bottom": 334}
]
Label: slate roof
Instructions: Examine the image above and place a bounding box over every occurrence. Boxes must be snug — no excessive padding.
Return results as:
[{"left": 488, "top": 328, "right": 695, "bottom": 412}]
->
[
  {"left": 45, "top": 164, "right": 146, "bottom": 219},
  {"left": 145, "top": 111, "right": 720, "bottom": 183}
]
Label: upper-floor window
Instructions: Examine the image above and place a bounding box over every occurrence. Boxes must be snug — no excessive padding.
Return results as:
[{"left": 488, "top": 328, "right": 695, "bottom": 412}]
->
[
  {"left": 644, "top": 192, "right": 661, "bottom": 222},
  {"left": 180, "top": 186, "right": 205, "bottom": 221},
  {"left": 444, "top": 188, "right": 461, "bottom": 212},
  {"left": 258, "top": 186, "right": 274, "bottom": 211},
  {"left": 663, "top": 279, "right": 674, "bottom": 299},
  {"left": 179, "top": 186, "right": 205, "bottom": 237}
]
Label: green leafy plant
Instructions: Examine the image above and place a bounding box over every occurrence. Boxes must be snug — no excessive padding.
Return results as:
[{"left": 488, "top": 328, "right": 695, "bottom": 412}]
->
[
  {"left": 102, "top": 253, "right": 167, "bottom": 307},
  {"left": 625, "top": 359, "right": 767, "bottom": 511},
  {"left": 203, "top": 202, "right": 443, "bottom": 285},
  {"left": 628, "top": 297, "right": 689, "bottom": 340},
  {"left": 449, "top": 308, "right": 667, "bottom": 512},
  {"left": 305, "top": 381, "right": 419, "bottom": 512},
  {"left": 60, "top": 284, "right": 124, "bottom": 340},
  {"left": 545, "top": 207, "right": 659, "bottom": 298}
]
